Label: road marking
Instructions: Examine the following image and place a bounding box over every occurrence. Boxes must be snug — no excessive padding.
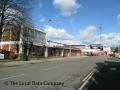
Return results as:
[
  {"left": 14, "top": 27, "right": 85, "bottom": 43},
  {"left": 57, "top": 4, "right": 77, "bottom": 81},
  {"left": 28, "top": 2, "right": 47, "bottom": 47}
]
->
[
  {"left": 82, "top": 69, "right": 95, "bottom": 82},
  {"left": 0, "top": 74, "right": 25, "bottom": 81},
  {"left": 42, "top": 66, "right": 58, "bottom": 71},
  {"left": 79, "top": 69, "right": 95, "bottom": 90},
  {"left": 79, "top": 73, "right": 93, "bottom": 90}
]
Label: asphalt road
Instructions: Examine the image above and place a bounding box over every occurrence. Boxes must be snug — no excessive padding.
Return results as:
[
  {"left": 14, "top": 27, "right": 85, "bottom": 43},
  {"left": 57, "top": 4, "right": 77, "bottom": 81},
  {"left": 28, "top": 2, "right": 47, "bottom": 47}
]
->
[{"left": 0, "top": 56, "right": 106, "bottom": 90}]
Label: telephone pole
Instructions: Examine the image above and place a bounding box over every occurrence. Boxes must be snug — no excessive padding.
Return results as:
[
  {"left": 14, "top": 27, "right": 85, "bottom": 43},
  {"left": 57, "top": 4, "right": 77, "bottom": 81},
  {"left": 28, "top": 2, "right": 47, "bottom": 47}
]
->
[{"left": 99, "top": 26, "right": 102, "bottom": 45}]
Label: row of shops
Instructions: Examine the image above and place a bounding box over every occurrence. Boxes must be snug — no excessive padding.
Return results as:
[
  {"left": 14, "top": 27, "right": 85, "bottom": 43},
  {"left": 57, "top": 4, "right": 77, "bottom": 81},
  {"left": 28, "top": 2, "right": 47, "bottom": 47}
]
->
[
  {"left": 0, "top": 24, "right": 111, "bottom": 59},
  {"left": 27, "top": 43, "right": 110, "bottom": 58},
  {"left": 28, "top": 44, "right": 82, "bottom": 58},
  {"left": 0, "top": 25, "right": 82, "bottom": 59}
]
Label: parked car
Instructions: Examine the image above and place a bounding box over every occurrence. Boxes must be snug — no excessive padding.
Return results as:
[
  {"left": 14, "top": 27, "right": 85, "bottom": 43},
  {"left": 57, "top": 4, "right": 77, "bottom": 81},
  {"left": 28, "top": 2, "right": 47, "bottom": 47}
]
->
[{"left": 0, "top": 49, "right": 14, "bottom": 59}]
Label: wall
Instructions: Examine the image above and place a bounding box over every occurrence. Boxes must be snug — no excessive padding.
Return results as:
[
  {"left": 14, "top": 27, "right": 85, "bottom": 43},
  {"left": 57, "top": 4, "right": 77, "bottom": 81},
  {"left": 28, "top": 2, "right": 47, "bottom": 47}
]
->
[{"left": 0, "top": 25, "right": 20, "bottom": 54}]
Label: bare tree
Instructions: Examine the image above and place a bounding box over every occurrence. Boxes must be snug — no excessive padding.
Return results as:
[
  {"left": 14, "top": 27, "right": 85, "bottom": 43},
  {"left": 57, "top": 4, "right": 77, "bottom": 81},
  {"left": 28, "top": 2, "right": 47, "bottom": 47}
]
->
[{"left": 0, "top": 0, "right": 32, "bottom": 42}]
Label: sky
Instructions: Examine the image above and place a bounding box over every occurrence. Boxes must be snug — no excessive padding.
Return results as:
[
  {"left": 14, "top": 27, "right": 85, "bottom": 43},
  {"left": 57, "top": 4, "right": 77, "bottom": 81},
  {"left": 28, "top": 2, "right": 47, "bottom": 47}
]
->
[{"left": 29, "top": 0, "right": 120, "bottom": 47}]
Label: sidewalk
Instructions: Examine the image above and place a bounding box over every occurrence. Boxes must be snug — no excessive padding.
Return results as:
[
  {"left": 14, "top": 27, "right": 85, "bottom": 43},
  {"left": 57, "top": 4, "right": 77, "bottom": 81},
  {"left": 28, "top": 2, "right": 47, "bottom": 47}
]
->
[{"left": 0, "top": 56, "right": 87, "bottom": 67}]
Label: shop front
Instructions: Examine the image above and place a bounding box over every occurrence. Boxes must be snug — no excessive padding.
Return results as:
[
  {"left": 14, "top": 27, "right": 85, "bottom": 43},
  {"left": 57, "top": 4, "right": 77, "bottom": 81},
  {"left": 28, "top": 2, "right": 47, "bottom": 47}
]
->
[
  {"left": 47, "top": 41, "right": 64, "bottom": 58},
  {"left": 63, "top": 45, "right": 81, "bottom": 57},
  {"left": 64, "top": 49, "right": 81, "bottom": 57},
  {"left": 48, "top": 47, "right": 63, "bottom": 57},
  {"left": 29, "top": 45, "right": 45, "bottom": 58}
]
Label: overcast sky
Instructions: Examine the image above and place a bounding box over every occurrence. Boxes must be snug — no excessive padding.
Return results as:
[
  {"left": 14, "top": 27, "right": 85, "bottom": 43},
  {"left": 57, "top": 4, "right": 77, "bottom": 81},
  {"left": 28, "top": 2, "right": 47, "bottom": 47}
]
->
[{"left": 30, "top": 0, "right": 120, "bottom": 46}]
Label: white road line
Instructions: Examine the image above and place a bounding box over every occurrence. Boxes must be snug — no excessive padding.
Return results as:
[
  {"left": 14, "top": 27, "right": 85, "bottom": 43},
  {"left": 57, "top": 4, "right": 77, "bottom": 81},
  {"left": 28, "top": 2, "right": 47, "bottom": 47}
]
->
[
  {"left": 0, "top": 74, "right": 25, "bottom": 81},
  {"left": 42, "top": 66, "right": 58, "bottom": 71}
]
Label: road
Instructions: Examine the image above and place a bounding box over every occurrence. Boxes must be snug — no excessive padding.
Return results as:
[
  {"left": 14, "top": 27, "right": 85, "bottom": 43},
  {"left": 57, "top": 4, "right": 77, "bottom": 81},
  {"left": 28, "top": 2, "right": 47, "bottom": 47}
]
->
[{"left": 0, "top": 56, "right": 106, "bottom": 90}]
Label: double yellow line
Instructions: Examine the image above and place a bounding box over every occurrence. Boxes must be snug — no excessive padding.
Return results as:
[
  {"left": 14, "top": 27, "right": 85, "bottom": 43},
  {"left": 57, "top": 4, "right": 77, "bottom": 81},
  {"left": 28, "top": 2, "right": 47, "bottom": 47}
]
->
[{"left": 78, "top": 69, "right": 96, "bottom": 90}]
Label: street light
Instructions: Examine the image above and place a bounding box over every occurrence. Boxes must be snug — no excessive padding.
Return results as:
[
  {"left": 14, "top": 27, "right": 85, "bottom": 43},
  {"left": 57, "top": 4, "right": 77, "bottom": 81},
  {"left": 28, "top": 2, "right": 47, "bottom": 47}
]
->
[
  {"left": 99, "top": 26, "right": 102, "bottom": 45},
  {"left": 118, "top": 33, "right": 120, "bottom": 53}
]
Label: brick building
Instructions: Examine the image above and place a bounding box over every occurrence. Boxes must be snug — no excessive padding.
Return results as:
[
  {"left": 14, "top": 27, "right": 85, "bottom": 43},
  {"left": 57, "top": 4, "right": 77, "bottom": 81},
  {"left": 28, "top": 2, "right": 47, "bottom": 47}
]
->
[
  {"left": 0, "top": 25, "right": 21, "bottom": 53},
  {"left": 0, "top": 24, "right": 47, "bottom": 58}
]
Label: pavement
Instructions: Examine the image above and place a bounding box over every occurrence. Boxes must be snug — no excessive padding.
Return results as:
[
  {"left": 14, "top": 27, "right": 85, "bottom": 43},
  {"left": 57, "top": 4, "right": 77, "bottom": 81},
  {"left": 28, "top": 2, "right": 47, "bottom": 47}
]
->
[
  {"left": 0, "top": 56, "right": 87, "bottom": 66},
  {"left": 0, "top": 56, "right": 107, "bottom": 90}
]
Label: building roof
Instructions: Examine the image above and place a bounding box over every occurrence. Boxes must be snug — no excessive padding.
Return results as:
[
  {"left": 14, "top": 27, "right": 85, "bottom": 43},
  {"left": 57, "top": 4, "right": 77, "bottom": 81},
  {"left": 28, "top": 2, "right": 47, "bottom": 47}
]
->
[{"left": 34, "top": 28, "right": 46, "bottom": 34}]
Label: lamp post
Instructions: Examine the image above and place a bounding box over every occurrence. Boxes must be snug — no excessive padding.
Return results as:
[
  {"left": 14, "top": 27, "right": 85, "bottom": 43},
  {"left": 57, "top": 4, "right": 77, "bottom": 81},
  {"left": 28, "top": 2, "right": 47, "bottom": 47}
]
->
[
  {"left": 44, "top": 34, "right": 48, "bottom": 58},
  {"left": 99, "top": 26, "right": 102, "bottom": 45},
  {"left": 68, "top": 39, "right": 72, "bottom": 56},
  {"left": 118, "top": 33, "right": 120, "bottom": 53}
]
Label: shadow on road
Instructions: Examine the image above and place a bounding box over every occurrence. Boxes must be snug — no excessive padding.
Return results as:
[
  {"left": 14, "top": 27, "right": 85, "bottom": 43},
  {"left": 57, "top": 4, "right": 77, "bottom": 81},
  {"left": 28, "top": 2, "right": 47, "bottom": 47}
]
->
[{"left": 86, "top": 60, "right": 120, "bottom": 90}]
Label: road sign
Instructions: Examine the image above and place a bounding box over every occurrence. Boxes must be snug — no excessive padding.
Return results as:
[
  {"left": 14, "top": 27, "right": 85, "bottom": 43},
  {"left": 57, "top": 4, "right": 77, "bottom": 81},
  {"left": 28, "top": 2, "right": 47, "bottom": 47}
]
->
[{"left": 0, "top": 53, "right": 4, "bottom": 59}]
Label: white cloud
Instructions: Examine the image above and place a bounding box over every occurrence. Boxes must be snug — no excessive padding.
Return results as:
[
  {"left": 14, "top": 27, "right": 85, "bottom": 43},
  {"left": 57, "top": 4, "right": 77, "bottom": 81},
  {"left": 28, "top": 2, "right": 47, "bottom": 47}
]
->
[
  {"left": 79, "top": 26, "right": 97, "bottom": 40},
  {"left": 61, "top": 40, "right": 80, "bottom": 45},
  {"left": 79, "top": 26, "right": 120, "bottom": 46},
  {"left": 100, "top": 33, "right": 120, "bottom": 46},
  {"left": 44, "top": 25, "right": 74, "bottom": 40},
  {"left": 92, "top": 33, "right": 120, "bottom": 47},
  {"left": 117, "top": 14, "right": 120, "bottom": 23},
  {"left": 5, "top": 8, "right": 23, "bottom": 17},
  {"left": 53, "top": 0, "right": 81, "bottom": 16},
  {"left": 4, "top": 8, "right": 24, "bottom": 24}
]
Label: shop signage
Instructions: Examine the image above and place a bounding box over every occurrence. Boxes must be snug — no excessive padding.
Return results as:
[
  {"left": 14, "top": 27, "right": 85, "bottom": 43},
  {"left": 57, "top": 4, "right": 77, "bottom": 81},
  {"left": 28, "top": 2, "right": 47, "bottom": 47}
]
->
[{"left": 0, "top": 54, "right": 4, "bottom": 59}]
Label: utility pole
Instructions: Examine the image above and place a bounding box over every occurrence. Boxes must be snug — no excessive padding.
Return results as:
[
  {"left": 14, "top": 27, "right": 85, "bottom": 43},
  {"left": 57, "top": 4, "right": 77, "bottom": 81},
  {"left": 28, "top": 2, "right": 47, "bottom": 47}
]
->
[
  {"left": 61, "top": 39, "right": 74, "bottom": 56},
  {"left": 45, "top": 34, "right": 48, "bottom": 58},
  {"left": 70, "top": 39, "right": 72, "bottom": 56},
  {"left": 99, "top": 26, "right": 102, "bottom": 45},
  {"left": 118, "top": 33, "right": 120, "bottom": 53}
]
